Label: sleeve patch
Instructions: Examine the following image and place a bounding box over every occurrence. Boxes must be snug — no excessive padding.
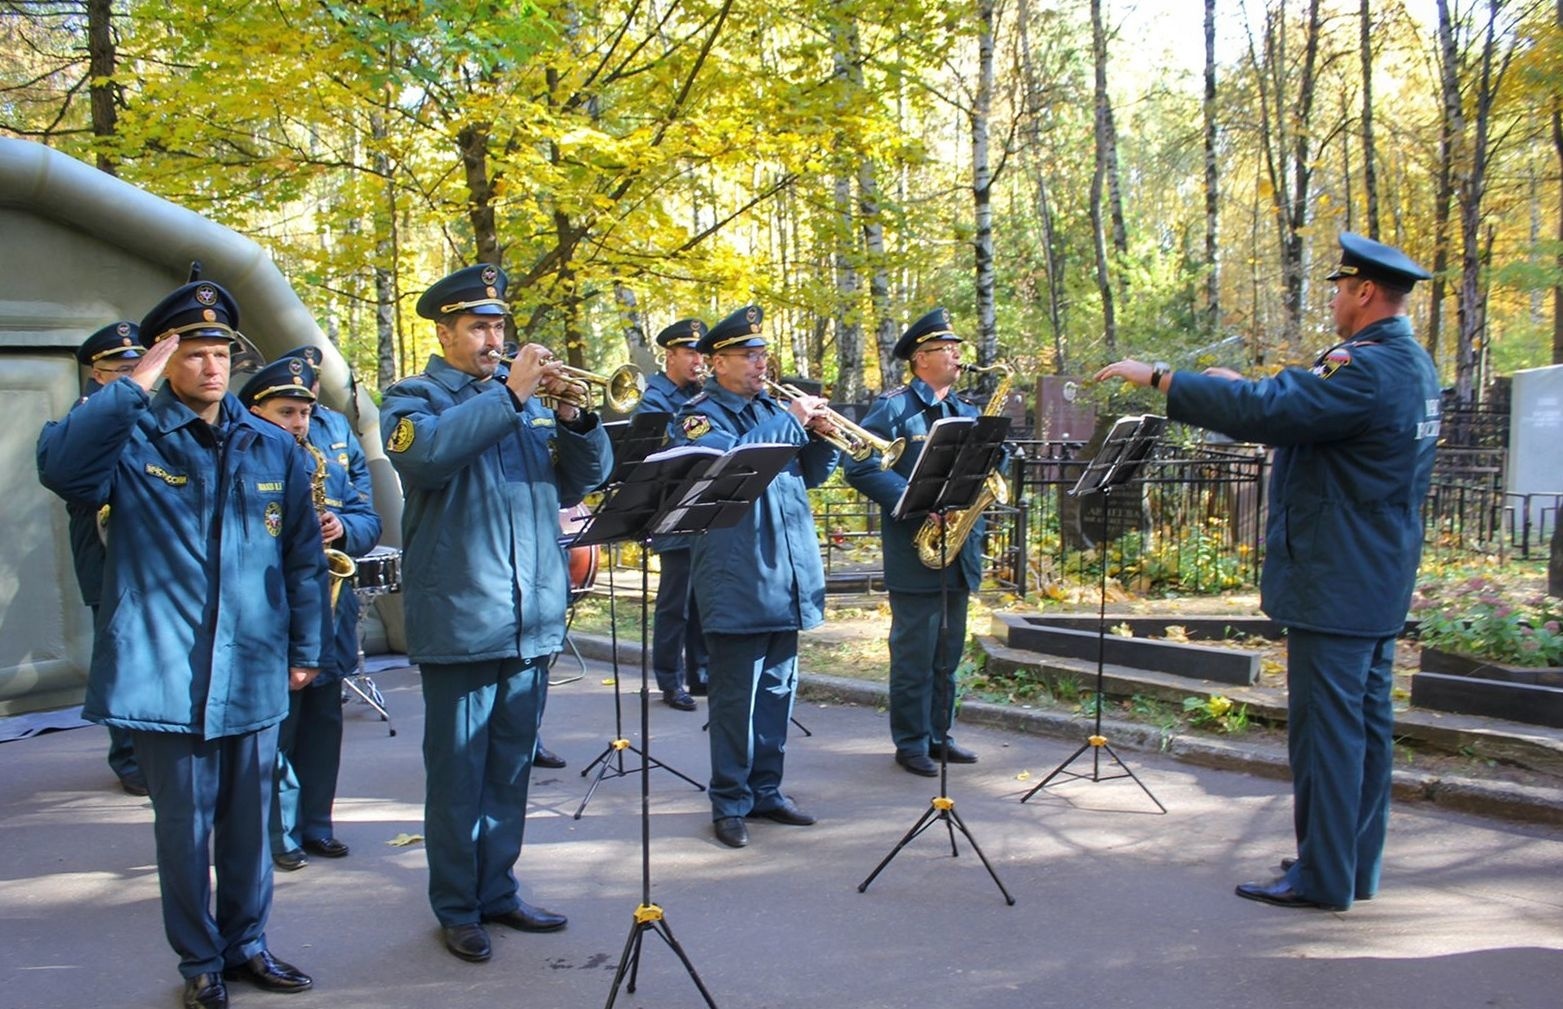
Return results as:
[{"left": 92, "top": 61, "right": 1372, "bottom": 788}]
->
[
  {"left": 387, "top": 417, "right": 416, "bottom": 453},
  {"left": 681, "top": 414, "right": 712, "bottom": 439},
  {"left": 1311, "top": 347, "right": 1351, "bottom": 380}
]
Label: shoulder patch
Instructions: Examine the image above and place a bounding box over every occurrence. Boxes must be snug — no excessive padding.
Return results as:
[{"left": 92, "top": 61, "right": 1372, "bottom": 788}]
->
[
  {"left": 681, "top": 414, "right": 712, "bottom": 439},
  {"left": 1311, "top": 347, "right": 1352, "bottom": 380},
  {"left": 387, "top": 417, "right": 416, "bottom": 453}
]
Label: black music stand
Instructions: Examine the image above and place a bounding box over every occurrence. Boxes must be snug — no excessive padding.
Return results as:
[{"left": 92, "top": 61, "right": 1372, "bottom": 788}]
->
[
  {"left": 574, "top": 439, "right": 801, "bottom": 1009},
  {"left": 569, "top": 413, "right": 711, "bottom": 819},
  {"left": 858, "top": 414, "right": 1016, "bottom": 904},
  {"left": 1021, "top": 413, "right": 1167, "bottom": 812}
]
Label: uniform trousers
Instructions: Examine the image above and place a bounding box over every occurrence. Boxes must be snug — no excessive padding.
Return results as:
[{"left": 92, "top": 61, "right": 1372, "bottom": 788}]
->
[
  {"left": 705, "top": 630, "right": 798, "bottom": 819},
  {"left": 132, "top": 725, "right": 278, "bottom": 979},
  {"left": 269, "top": 678, "right": 345, "bottom": 855},
  {"left": 420, "top": 656, "right": 545, "bottom": 926},
  {"left": 651, "top": 547, "right": 708, "bottom": 693},
  {"left": 107, "top": 724, "right": 141, "bottom": 781},
  {"left": 1279, "top": 628, "right": 1396, "bottom": 908},
  {"left": 887, "top": 589, "right": 969, "bottom": 758}
]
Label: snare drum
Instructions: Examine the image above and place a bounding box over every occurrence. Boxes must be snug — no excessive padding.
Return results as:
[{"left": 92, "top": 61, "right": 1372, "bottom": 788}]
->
[{"left": 354, "top": 546, "right": 403, "bottom": 594}]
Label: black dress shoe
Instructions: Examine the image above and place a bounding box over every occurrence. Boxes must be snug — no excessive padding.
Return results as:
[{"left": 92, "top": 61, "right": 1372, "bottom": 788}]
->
[
  {"left": 119, "top": 775, "right": 150, "bottom": 797},
  {"left": 533, "top": 742, "right": 566, "bottom": 769},
  {"left": 271, "top": 849, "right": 308, "bottom": 871},
  {"left": 687, "top": 680, "right": 708, "bottom": 697},
  {"left": 713, "top": 816, "right": 749, "bottom": 848},
  {"left": 483, "top": 899, "right": 568, "bottom": 933},
  {"left": 1281, "top": 856, "right": 1297, "bottom": 871},
  {"left": 662, "top": 688, "right": 697, "bottom": 711},
  {"left": 929, "top": 741, "right": 979, "bottom": 764},
  {"left": 182, "top": 973, "right": 227, "bottom": 1009},
  {"left": 748, "top": 796, "right": 816, "bottom": 826},
  {"left": 895, "top": 753, "right": 939, "bottom": 777},
  {"left": 222, "top": 950, "right": 313, "bottom": 992},
  {"left": 1234, "top": 879, "right": 1346, "bottom": 912},
  {"left": 442, "top": 923, "right": 492, "bottom": 962},
  {"left": 302, "top": 837, "right": 350, "bottom": 858}
]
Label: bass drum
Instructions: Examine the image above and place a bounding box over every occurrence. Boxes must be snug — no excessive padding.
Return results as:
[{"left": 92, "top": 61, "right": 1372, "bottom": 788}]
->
[{"left": 559, "top": 504, "right": 599, "bottom": 593}]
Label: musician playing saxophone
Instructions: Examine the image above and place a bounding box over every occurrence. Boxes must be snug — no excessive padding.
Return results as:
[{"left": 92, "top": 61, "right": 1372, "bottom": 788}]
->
[
  {"left": 239, "top": 355, "right": 382, "bottom": 871},
  {"left": 842, "top": 308, "right": 990, "bottom": 777}
]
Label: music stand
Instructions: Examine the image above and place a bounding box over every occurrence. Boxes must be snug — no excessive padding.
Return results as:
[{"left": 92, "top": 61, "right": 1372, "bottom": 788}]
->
[
  {"left": 568, "top": 412, "right": 711, "bottom": 819},
  {"left": 858, "top": 414, "right": 1016, "bottom": 904},
  {"left": 574, "top": 439, "right": 801, "bottom": 1009},
  {"left": 1020, "top": 413, "right": 1167, "bottom": 812}
]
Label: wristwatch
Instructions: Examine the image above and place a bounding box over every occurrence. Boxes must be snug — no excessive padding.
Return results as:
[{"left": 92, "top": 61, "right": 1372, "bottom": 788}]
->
[{"left": 1150, "top": 361, "right": 1170, "bottom": 392}]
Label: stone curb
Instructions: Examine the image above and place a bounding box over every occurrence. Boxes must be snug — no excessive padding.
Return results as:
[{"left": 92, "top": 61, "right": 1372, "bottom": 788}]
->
[{"left": 565, "top": 631, "right": 1563, "bottom": 826}]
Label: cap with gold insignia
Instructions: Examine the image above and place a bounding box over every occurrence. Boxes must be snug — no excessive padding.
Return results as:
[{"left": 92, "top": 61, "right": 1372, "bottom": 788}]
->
[
  {"left": 278, "top": 345, "right": 325, "bottom": 368},
  {"left": 696, "top": 305, "right": 766, "bottom": 354},
  {"left": 237, "top": 358, "right": 318, "bottom": 408},
  {"left": 415, "top": 263, "right": 509, "bottom": 321},
  {"left": 76, "top": 321, "right": 145, "bottom": 367},
  {"left": 1325, "top": 232, "right": 1432, "bottom": 292},
  {"left": 140, "top": 281, "right": 241, "bottom": 345},
  {"left": 893, "top": 306, "right": 962, "bottom": 360},
  {"left": 655, "top": 318, "right": 708, "bottom": 349}
]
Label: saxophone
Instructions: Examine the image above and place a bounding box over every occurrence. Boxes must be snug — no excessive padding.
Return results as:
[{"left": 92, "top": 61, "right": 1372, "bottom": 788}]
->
[
  {"left": 302, "top": 438, "right": 358, "bottom": 608},
  {"left": 913, "top": 362, "right": 1013, "bottom": 569}
]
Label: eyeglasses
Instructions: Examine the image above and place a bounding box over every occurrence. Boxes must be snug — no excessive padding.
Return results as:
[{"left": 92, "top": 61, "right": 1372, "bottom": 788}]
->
[
  {"left": 916, "top": 344, "right": 961, "bottom": 357},
  {"left": 93, "top": 363, "right": 139, "bottom": 376},
  {"left": 718, "top": 350, "right": 769, "bottom": 364}
]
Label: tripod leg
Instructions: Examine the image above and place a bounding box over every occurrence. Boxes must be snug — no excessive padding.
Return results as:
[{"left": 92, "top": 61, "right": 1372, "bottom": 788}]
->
[
  {"left": 574, "top": 746, "right": 622, "bottom": 819},
  {"left": 790, "top": 715, "right": 813, "bottom": 737},
  {"left": 648, "top": 918, "right": 720, "bottom": 1007},
  {"left": 603, "top": 921, "right": 648, "bottom": 1009},
  {"left": 857, "top": 803, "right": 942, "bottom": 892},
  {"left": 1019, "top": 739, "right": 1092, "bottom": 802},
  {"left": 636, "top": 747, "right": 707, "bottom": 791},
  {"left": 1100, "top": 741, "right": 1167, "bottom": 813},
  {"left": 946, "top": 806, "right": 1018, "bottom": 905}
]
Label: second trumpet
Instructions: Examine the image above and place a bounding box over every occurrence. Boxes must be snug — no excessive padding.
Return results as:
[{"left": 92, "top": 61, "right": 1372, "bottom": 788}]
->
[
  {"left": 763, "top": 378, "right": 905, "bottom": 471},
  {"left": 491, "top": 351, "right": 646, "bottom": 414}
]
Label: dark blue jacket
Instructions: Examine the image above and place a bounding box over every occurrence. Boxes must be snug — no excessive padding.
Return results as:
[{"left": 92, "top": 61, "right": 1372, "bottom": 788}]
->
[
  {"left": 634, "top": 370, "right": 700, "bottom": 552},
  {"left": 1167, "top": 315, "right": 1440, "bottom": 637},
  {"left": 843, "top": 378, "right": 984, "bottom": 594},
  {"left": 45, "top": 378, "right": 111, "bottom": 608},
  {"left": 37, "top": 381, "right": 331, "bottom": 737},
  {"left": 674, "top": 381, "right": 839, "bottom": 634},
  {"left": 380, "top": 355, "right": 613, "bottom": 664}
]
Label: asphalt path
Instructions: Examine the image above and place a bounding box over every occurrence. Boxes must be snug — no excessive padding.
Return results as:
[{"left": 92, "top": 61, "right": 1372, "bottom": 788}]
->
[{"left": 3, "top": 660, "right": 1561, "bottom": 1009}]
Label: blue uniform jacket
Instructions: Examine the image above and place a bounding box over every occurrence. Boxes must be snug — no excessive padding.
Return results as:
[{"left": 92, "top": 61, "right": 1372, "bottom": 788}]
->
[
  {"left": 633, "top": 371, "right": 699, "bottom": 552},
  {"left": 41, "top": 378, "right": 111, "bottom": 607},
  {"left": 674, "top": 381, "right": 839, "bottom": 634},
  {"left": 1167, "top": 315, "right": 1440, "bottom": 638},
  {"left": 843, "top": 378, "right": 984, "bottom": 594},
  {"left": 380, "top": 355, "right": 613, "bottom": 664},
  {"left": 36, "top": 381, "right": 331, "bottom": 738},
  {"left": 306, "top": 404, "right": 382, "bottom": 681}
]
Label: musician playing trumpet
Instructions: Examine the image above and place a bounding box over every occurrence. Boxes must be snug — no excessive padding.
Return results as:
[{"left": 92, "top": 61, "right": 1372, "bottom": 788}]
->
[
  {"left": 842, "top": 308, "right": 987, "bottom": 777},
  {"left": 380, "top": 264, "right": 612, "bottom": 963},
  {"left": 674, "top": 304, "right": 839, "bottom": 849}
]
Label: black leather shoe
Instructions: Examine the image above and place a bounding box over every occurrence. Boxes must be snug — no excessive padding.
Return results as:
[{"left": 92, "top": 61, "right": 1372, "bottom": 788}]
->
[
  {"left": 302, "top": 837, "right": 350, "bottom": 858},
  {"left": 1281, "top": 856, "right": 1297, "bottom": 871},
  {"left": 713, "top": 816, "right": 749, "bottom": 848},
  {"left": 1234, "top": 879, "right": 1346, "bottom": 912},
  {"left": 533, "top": 742, "right": 566, "bottom": 769},
  {"left": 896, "top": 753, "right": 939, "bottom": 777},
  {"left": 483, "top": 899, "right": 567, "bottom": 933},
  {"left": 662, "top": 688, "right": 697, "bottom": 711},
  {"left": 748, "top": 796, "right": 816, "bottom": 826},
  {"left": 442, "top": 923, "right": 492, "bottom": 962},
  {"left": 688, "top": 680, "right": 708, "bottom": 697},
  {"left": 119, "top": 775, "right": 150, "bottom": 797},
  {"left": 271, "top": 849, "right": 308, "bottom": 872},
  {"left": 222, "top": 950, "right": 313, "bottom": 992},
  {"left": 929, "top": 741, "right": 979, "bottom": 764},
  {"left": 182, "top": 973, "right": 227, "bottom": 1009}
]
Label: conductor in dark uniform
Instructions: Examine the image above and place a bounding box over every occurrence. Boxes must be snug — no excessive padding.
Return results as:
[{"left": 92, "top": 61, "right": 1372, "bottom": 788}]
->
[
  {"left": 844, "top": 308, "right": 984, "bottom": 776},
  {"left": 37, "top": 281, "right": 330, "bottom": 1008},
  {"left": 380, "top": 264, "right": 612, "bottom": 962},
  {"left": 674, "top": 305, "right": 839, "bottom": 848},
  {"left": 57, "top": 322, "right": 150, "bottom": 795},
  {"left": 1097, "top": 232, "right": 1440, "bottom": 911},
  {"left": 634, "top": 317, "right": 710, "bottom": 710}
]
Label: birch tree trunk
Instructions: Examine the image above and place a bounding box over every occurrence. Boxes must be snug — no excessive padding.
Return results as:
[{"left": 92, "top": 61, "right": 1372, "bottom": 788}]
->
[
  {"left": 1359, "top": 0, "right": 1381, "bottom": 238},
  {"left": 1089, "top": 0, "right": 1117, "bottom": 354},
  {"left": 972, "top": 0, "right": 999, "bottom": 377},
  {"left": 1204, "top": 0, "right": 1220, "bottom": 338}
]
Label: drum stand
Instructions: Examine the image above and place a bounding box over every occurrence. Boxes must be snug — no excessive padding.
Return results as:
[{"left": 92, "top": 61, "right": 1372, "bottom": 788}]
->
[{"left": 344, "top": 585, "right": 395, "bottom": 736}]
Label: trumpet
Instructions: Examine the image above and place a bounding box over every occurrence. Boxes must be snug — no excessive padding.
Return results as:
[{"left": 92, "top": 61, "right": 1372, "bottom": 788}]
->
[
  {"left": 762, "top": 378, "right": 905, "bottom": 471},
  {"left": 489, "top": 351, "right": 646, "bottom": 413}
]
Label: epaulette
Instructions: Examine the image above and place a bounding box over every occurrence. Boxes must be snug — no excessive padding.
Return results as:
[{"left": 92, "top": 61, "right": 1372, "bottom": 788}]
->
[
  {"left": 881, "top": 386, "right": 910, "bottom": 400},
  {"left": 684, "top": 391, "right": 710, "bottom": 407}
]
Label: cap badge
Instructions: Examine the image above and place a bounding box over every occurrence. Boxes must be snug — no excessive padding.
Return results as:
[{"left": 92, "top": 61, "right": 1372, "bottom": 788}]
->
[
  {"left": 116, "top": 322, "right": 131, "bottom": 337},
  {"left": 194, "top": 284, "right": 218, "bottom": 306},
  {"left": 288, "top": 359, "right": 303, "bottom": 375},
  {"left": 481, "top": 265, "right": 498, "bottom": 285}
]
